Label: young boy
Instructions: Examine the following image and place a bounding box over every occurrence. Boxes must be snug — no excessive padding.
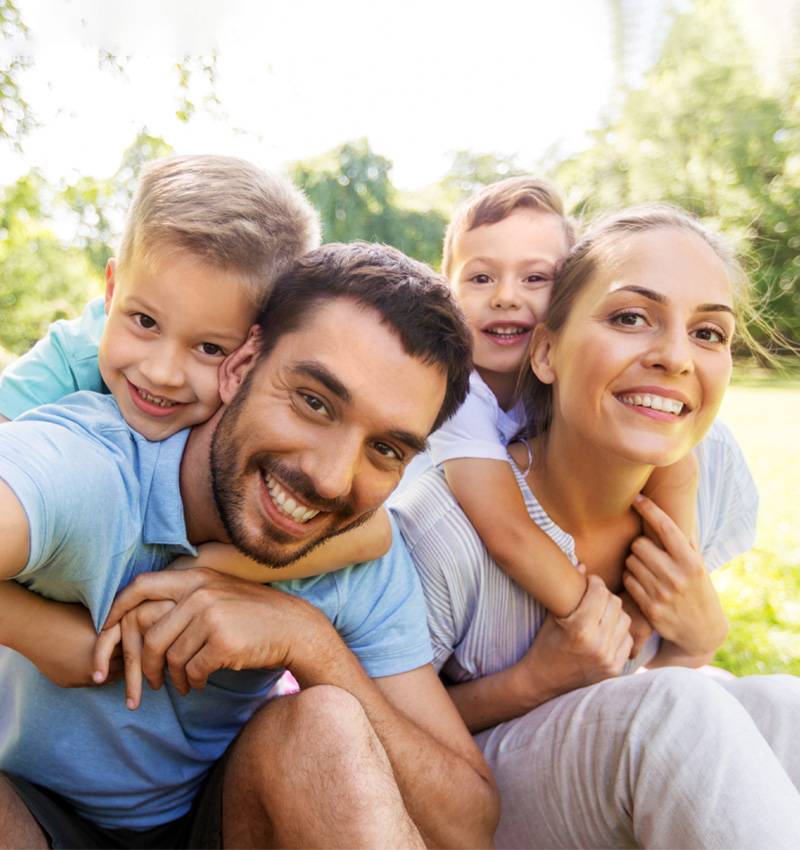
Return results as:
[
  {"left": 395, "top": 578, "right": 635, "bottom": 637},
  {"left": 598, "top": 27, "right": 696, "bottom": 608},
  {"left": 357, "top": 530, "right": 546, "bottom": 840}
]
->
[
  {"left": 0, "top": 154, "right": 391, "bottom": 699},
  {"left": 412, "top": 176, "right": 697, "bottom": 645}
]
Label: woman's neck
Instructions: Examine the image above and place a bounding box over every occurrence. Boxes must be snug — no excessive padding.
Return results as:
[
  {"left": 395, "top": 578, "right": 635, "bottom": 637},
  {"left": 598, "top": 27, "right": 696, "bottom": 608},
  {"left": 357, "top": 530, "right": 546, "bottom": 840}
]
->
[{"left": 528, "top": 425, "right": 652, "bottom": 536}]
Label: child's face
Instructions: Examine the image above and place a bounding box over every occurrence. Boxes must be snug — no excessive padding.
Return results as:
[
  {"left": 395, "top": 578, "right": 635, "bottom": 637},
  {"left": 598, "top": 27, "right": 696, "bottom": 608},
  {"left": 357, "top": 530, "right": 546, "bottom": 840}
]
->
[
  {"left": 450, "top": 209, "right": 570, "bottom": 384},
  {"left": 99, "top": 249, "right": 256, "bottom": 441}
]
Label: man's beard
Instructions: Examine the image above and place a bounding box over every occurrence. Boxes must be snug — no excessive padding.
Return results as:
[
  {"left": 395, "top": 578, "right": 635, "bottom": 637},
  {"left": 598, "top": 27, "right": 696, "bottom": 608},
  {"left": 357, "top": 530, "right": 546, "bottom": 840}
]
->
[{"left": 209, "top": 377, "right": 373, "bottom": 568}]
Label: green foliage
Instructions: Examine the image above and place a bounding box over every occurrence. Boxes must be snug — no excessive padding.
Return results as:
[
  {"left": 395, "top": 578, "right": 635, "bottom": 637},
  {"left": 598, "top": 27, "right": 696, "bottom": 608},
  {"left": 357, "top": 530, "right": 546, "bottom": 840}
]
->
[
  {"left": 291, "top": 139, "right": 447, "bottom": 267},
  {"left": 0, "top": 172, "right": 101, "bottom": 355},
  {"left": 554, "top": 0, "right": 800, "bottom": 347},
  {"left": 0, "top": 0, "right": 35, "bottom": 147},
  {"left": 439, "top": 150, "right": 526, "bottom": 207}
]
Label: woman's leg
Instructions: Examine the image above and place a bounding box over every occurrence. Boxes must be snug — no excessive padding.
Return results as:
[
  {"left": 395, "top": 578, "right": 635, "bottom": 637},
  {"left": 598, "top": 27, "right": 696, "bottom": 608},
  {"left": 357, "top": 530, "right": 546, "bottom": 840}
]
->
[
  {"left": 476, "top": 667, "right": 800, "bottom": 849},
  {"left": 717, "top": 673, "right": 800, "bottom": 788}
]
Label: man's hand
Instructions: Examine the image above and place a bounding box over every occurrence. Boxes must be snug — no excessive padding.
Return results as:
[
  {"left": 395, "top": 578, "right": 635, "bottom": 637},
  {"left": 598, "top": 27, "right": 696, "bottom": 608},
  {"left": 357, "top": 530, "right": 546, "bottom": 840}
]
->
[
  {"left": 100, "top": 568, "right": 330, "bottom": 697},
  {"left": 623, "top": 495, "right": 728, "bottom": 657},
  {"left": 517, "top": 575, "right": 633, "bottom": 703},
  {"left": 619, "top": 589, "right": 655, "bottom": 659}
]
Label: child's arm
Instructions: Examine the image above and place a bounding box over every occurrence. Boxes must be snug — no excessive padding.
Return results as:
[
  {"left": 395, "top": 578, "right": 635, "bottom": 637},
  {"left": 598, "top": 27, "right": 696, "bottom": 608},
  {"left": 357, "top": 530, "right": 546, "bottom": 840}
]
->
[
  {"left": 172, "top": 508, "right": 393, "bottom": 582},
  {"left": 444, "top": 458, "right": 587, "bottom": 618},
  {"left": 641, "top": 453, "right": 699, "bottom": 544}
]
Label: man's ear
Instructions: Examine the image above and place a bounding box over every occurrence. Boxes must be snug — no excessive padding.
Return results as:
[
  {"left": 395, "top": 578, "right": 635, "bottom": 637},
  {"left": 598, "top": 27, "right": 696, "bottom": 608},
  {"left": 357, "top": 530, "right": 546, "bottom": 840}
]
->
[
  {"left": 529, "top": 324, "right": 556, "bottom": 385},
  {"left": 104, "top": 259, "right": 117, "bottom": 315},
  {"left": 218, "top": 325, "right": 263, "bottom": 404}
]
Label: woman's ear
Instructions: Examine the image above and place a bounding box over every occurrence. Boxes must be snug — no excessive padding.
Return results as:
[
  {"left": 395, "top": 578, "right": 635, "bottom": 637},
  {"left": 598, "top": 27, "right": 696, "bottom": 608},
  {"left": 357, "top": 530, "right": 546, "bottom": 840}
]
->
[
  {"left": 218, "top": 325, "right": 262, "bottom": 404},
  {"left": 530, "top": 324, "right": 556, "bottom": 385}
]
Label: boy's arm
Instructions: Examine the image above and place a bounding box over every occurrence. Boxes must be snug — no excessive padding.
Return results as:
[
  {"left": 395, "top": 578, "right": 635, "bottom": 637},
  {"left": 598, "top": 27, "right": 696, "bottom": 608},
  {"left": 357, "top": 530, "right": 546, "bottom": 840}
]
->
[
  {"left": 444, "top": 457, "right": 587, "bottom": 618},
  {"left": 0, "top": 481, "right": 120, "bottom": 687},
  {"left": 178, "top": 509, "right": 392, "bottom": 582}
]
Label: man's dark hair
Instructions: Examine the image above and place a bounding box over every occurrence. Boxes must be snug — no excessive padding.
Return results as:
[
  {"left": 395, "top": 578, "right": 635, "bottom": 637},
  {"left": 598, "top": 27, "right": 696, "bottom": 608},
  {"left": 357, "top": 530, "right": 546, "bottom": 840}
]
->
[{"left": 256, "top": 242, "right": 472, "bottom": 432}]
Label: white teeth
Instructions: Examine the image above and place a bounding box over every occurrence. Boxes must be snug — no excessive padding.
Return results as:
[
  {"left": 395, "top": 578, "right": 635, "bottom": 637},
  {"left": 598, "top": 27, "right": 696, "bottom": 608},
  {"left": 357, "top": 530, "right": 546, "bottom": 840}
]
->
[
  {"left": 137, "top": 387, "right": 177, "bottom": 408},
  {"left": 264, "top": 475, "right": 320, "bottom": 524},
  {"left": 486, "top": 326, "right": 527, "bottom": 336},
  {"left": 620, "top": 393, "right": 684, "bottom": 415}
]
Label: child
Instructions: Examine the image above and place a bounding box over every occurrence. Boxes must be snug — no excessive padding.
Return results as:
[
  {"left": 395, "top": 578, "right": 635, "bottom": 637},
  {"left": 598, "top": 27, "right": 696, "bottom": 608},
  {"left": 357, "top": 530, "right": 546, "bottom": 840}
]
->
[
  {"left": 422, "top": 177, "right": 697, "bottom": 645},
  {"left": 0, "top": 154, "right": 391, "bottom": 697}
]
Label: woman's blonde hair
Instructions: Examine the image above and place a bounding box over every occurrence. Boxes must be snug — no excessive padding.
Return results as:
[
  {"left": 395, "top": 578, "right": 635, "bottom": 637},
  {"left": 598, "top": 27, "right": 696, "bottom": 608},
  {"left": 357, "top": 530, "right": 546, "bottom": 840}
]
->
[{"left": 517, "top": 203, "right": 773, "bottom": 436}]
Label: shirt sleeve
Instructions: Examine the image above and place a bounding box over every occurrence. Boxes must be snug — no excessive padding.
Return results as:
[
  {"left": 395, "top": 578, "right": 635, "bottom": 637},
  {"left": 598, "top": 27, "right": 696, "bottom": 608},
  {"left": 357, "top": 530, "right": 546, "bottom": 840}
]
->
[
  {"left": 0, "top": 298, "right": 106, "bottom": 419},
  {"left": 428, "top": 381, "right": 508, "bottom": 465},
  {"left": 326, "top": 518, "right": 433, "bottom": 678},
  {"left": 695, "top": 420, "right": 759, "bottom": 571}
]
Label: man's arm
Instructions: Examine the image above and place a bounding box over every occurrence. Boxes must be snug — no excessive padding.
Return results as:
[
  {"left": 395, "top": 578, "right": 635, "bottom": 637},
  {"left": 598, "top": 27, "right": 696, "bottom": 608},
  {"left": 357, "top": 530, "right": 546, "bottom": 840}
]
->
[{"left": 102, "top": 569, "right": 499, "bottom": 849}]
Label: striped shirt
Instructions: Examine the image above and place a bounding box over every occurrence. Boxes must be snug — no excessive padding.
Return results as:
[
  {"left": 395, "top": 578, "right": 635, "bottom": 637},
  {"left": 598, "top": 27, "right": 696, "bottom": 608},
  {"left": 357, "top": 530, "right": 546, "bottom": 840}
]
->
[{"left": 392, "top": 420, "right": 758, "bottom": 682}]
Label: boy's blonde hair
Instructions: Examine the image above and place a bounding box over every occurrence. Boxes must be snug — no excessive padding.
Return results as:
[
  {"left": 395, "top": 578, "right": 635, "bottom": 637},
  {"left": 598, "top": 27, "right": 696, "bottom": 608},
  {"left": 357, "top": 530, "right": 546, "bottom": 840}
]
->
[
  {"left": 118, "top": 155, "right": 321, "bottom": 305},
  {"left": 518, "top": 203, "right": 767, "bottom": 436},
  {"left": 441, "top": 176, "right": 576, "bottom": 278}
]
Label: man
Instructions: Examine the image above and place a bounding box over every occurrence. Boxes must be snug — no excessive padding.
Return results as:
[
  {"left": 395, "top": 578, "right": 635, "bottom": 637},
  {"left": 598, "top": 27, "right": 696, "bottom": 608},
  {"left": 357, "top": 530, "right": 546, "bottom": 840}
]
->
[{"left": 0, "top": 244, "right": 498, "bottom": 848}]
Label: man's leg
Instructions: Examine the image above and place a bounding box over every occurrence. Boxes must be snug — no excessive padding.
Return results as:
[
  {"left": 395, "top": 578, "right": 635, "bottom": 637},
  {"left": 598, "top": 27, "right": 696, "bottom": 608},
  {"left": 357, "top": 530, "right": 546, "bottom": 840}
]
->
[
  {"left": 222, "top": 684, "right": 425, "bottom": 849},
  {"left": 475, "top": 667, "right": 800, "bottom": 849},
  {"left": 0, "top": 775, "right": 48, "bottom": 850}
]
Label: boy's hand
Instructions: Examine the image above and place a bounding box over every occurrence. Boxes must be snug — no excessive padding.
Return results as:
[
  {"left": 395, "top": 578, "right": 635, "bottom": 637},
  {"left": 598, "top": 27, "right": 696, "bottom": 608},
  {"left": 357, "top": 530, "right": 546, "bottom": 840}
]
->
[
  {"left": 32, "top": 601, "right": 124, "bottom": 688},
  {"left": 619, "top": 589, "right": 654, "bottom": 659},
  {"left": 624, "top": 495, "right": 728, "bottom": 657},
  {"left": 94, "top": 599, "right": 176, "bottom": 709}
]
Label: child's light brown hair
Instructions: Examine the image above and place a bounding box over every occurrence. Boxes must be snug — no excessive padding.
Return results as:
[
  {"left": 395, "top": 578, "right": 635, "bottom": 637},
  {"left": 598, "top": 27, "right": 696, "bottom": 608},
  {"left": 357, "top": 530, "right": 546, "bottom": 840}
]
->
[
  {"left": 117, "top": 154, "right": 321, "bottom": 306},
  {"left": 441, "top": 176, "right": 576, "bottom": 278}
]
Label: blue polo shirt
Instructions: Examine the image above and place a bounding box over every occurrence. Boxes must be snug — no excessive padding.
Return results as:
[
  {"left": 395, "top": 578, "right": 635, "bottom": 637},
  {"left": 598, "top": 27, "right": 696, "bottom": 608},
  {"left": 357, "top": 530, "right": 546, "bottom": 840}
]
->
[
  {"left": 0, "top": 296, "right": 107, "bottom": 420},
  {"left": 0, "top": 392, "right": 432, "bottom": 829}
]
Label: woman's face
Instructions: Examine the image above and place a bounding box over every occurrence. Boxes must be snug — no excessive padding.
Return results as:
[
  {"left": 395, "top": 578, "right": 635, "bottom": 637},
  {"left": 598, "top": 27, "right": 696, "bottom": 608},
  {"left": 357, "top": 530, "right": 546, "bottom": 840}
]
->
[{"left": 538, "top": 226, "right": 736, "bottom": 467}]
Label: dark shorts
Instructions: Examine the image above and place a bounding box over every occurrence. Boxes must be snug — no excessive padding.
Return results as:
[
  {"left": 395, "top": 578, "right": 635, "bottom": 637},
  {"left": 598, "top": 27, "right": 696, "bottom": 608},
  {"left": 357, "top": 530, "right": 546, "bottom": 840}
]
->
[{"left": 4, "top": 758, "right": 225, "bottom": 850}]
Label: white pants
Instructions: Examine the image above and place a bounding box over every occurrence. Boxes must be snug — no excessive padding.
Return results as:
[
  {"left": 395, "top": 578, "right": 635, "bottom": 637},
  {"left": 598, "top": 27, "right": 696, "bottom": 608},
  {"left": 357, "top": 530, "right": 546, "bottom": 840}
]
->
[{"left": 475, "top": 667, "right": 800, "bottom": 849}]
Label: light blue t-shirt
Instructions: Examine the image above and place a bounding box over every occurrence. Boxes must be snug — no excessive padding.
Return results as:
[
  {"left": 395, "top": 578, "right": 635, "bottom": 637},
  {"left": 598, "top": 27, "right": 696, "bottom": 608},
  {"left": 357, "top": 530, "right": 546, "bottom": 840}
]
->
[
  {"left": 0, "top": 393, "right": 432, "bottom": 830},
  {"left": 0, "top": 297, "right": 107, "bottom": 419}
]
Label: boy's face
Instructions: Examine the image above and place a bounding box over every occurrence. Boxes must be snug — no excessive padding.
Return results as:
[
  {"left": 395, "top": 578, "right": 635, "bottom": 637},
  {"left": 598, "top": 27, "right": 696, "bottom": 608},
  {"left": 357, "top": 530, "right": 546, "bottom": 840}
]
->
[
  {"left": 450, "top": 209, "right": 570, "bottom": 386},
  {"left": 99, "top": 249, "right": 255, "bottom": 441}
]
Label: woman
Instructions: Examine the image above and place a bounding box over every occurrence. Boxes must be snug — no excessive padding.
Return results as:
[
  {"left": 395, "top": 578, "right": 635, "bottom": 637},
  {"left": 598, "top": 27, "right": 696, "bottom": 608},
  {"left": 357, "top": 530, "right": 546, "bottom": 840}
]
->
[{"left": 392, "top": 206, "right": 800, "bottom": 849}]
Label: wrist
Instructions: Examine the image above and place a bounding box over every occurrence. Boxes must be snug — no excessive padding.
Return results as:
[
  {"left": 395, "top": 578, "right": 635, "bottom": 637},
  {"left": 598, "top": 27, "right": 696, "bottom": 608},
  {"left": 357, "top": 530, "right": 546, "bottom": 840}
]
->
[{"left": 506, "top": 657, "right": 560, "bottom": 710}]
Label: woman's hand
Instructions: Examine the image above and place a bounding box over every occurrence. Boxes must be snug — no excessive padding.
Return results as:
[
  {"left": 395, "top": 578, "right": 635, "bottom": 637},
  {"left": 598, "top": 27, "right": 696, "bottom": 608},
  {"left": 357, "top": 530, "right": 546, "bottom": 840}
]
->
[
  {"left": 623, "top": 495, "right": 728, "bottom": 657},
  {"left": 516, "top": 575, "right": 633, "bottom": 703}
]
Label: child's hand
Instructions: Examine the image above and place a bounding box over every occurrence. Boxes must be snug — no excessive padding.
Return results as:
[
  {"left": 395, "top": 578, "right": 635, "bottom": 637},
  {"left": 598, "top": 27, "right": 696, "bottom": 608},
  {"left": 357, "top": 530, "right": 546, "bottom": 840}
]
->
[
  {"left": 31, "top": 602, "right": 124, "bottom": 688},
  {"left": 93, "top": 599, "right": 175, "bottom": 709},
  {"left": 619, "top": 589, "right": 654, "bottom": 659}
]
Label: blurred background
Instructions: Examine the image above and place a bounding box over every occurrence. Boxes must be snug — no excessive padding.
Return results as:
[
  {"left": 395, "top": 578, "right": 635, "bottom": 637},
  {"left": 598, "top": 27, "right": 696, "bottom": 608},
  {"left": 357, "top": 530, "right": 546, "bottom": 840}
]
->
[{"left": 1, "top": 0, "right": 798, "bottom": 673}]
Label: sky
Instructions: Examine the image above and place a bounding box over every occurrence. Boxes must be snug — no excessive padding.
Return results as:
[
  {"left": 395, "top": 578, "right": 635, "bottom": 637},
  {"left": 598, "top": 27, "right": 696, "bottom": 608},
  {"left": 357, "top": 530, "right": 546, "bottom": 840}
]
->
[
  {"left": 2, "top": 0, "right": 632, "bottom": 191},
  {"left": 3, "top": 0, "right": 794, "bottom": 193}
]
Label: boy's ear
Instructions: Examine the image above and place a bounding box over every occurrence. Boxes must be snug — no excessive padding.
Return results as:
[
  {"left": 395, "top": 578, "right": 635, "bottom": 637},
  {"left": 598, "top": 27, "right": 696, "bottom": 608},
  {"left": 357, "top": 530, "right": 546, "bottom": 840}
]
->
[
  {"left": 218, "top": 325, "right": 263, "bottom": 404},
  {"left": 529, "top": 324, "right": 556, "bottom": 385},
  {"left": 104, "top": 260, "right": 117, "bottom": 315}
]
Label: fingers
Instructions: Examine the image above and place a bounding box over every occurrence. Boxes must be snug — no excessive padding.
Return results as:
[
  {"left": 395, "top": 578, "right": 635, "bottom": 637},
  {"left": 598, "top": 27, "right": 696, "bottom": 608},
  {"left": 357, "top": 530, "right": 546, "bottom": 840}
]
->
[
  {"left": 632, "top": 495, "right": 693, "bottom": 560},
  {"left": 93, "top": 624, "right": 122, "bottom": 683},
  {"left": 103, "top": 568, "right": 213, "bottom": 630},
  {"left": 559, "top": 575, "right": 610, "bottom": 626},
  {"left": 122, "top": 615, "right": 144, "bottom": 710}
]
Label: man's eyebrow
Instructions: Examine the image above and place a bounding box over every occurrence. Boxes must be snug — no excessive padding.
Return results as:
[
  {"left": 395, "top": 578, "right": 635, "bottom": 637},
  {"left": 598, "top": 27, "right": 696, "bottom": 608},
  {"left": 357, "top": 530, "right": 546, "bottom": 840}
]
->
[
  {"left": 387, "top": 430, "right": 428, "bottom": 455},
  {"left": 291, "top": 361, "right": 351, "bottom": 402},
  {"left": 611, "top": 285, "right": 734, "bottom": 315}
]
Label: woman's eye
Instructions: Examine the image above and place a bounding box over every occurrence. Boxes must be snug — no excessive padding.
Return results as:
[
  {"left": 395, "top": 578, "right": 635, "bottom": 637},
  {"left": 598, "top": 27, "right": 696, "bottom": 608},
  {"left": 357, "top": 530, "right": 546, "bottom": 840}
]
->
[
  {"left": 198, "top": 342, "right": 225, "bottom": 357},
  {"left": 693, "top": 326, "right": 728, "bottom": 344},
  {"left": 611, "top": 311, "right": 647, "bottom": 328},
  {"left": 133, "top": 312, "right": 157, "bottom": 330}
]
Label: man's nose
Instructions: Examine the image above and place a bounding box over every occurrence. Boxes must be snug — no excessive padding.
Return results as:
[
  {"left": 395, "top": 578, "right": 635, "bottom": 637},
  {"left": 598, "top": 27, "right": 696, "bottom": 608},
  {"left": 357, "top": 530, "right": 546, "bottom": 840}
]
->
[{"left": 302, "top": 436, "right": 360, "bottom": 503}]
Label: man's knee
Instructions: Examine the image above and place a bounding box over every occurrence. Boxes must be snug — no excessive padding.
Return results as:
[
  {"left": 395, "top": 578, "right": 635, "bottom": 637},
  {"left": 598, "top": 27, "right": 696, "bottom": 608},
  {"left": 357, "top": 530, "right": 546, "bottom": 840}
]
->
[{"left": 0, "top": 774, "right": 48, "bottom": 850}]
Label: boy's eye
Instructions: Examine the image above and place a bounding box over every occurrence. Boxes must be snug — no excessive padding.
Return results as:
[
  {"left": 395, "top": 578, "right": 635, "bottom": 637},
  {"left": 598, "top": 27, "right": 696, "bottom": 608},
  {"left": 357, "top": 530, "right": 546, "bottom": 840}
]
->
[
  {"left": 134, "top": 312, "right": 157, "bottom": 330},
  {"left": 470, "top": 274, "right": 492, "bottom": 285},
  {"left": 525, "top": 274, "right": 552, "bottom": 287},
  {"left": 198, "top": 342, "right": 225, "bottom": 357}
]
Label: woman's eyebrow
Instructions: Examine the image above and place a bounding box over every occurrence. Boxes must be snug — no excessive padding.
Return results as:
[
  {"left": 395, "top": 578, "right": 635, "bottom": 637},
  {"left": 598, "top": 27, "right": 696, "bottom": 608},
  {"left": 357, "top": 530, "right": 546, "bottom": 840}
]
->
[{"left": 611, "top": 284, "right": 734, "bottom": 314}]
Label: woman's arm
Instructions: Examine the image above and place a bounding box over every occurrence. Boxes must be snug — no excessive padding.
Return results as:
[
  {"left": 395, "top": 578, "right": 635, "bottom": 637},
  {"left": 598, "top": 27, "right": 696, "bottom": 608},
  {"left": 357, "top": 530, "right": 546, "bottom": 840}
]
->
[{"left": 448, "top": 577, "right": 632, "bottom": 733}]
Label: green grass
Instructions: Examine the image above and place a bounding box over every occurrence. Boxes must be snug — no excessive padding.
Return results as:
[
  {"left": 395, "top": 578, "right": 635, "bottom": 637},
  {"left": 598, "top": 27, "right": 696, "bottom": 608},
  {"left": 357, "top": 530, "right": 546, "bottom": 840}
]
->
[{"left": 711, "top": 372, "right": 800, "bottom": 675}]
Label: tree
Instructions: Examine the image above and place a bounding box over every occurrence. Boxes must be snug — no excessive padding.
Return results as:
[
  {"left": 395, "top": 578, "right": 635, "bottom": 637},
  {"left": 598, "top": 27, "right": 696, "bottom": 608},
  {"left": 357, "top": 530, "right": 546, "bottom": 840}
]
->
[{"left": 0, "top": 0, "right": 35, "bottom": 148}]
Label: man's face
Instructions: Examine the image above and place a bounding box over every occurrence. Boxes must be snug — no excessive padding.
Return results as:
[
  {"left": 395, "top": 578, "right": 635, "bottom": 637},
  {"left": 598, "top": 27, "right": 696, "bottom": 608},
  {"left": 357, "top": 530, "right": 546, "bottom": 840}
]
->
[{"left": 211, "top": 298, "right": 447, "bottom": 566}]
